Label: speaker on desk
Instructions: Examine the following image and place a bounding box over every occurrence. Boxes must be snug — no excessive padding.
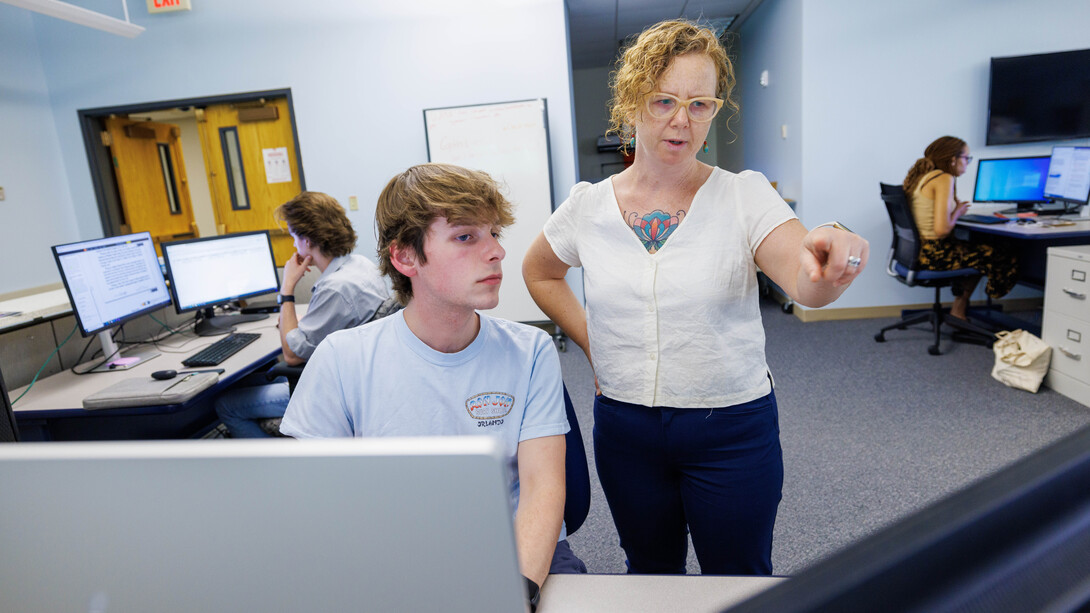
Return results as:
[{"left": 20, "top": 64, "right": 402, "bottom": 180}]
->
[{"left": 0, "top": 364, "right": 20, "bottom": 443}]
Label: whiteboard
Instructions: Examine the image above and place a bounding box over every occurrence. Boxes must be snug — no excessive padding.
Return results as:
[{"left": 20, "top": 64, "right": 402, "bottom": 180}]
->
[{"left": 424, "top": 99, "right": 553, "bottom": 323}]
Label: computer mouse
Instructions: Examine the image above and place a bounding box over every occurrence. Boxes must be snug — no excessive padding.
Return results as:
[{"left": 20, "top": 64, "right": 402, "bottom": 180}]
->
[{"left": 151, "top": 369, "right": 178, "bottom": 380}]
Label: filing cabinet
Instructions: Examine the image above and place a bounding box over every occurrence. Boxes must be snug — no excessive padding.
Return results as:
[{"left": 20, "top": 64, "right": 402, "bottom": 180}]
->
[{"left": 1043, "top": 245, "right": 1090, "bottom": 406}]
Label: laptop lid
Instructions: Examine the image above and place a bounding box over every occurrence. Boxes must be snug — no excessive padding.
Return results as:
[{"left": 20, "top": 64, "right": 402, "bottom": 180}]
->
[{"left": 0, "top": 437, "right": 525, "bottom": 613}]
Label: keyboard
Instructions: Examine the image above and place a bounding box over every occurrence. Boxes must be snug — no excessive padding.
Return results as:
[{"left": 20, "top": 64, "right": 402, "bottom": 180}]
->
[
  {"left": 182, "top": 332, "right": 261, "bottom": 367},
  {"left": 960, "top": 214, "right": 1008, "bottom": 225}
]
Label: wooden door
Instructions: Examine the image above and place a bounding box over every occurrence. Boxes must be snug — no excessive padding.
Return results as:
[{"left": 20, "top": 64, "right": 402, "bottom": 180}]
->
[
  {"left": 105, "top": 117, "right": 197, "bottom": 254},
  {"left": 197, "top": 98, "right": 300, "bottom": 265}
]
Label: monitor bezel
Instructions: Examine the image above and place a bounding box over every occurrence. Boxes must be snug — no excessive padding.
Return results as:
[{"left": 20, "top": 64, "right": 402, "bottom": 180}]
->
[
  {"left": 1044, "top": 146, "right": 1090, "bottom": 206},
  {"left": 971, "top": 155, "right": 1052, "bottom": 205},
  {"left": 160, "top": 230, "right": 280, "bottom": 315},
  {"left": 50, "top": 231, "right": 173, "bottom": 337}
]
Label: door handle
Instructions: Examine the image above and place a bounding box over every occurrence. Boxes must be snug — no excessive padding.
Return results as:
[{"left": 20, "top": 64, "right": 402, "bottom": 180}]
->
[{"left": 1062, "top": 288, "right": 1086, "bottom": 300}]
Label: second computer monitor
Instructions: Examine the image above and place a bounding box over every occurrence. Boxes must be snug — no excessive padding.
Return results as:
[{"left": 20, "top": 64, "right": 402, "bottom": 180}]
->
[
  {"left": 161, "top": 231, "right": 280, "bottom": 336},
  {"left": 972, "top": 155, "right": 1051, "bottom": 212},
  {"left": 1044, "top": 145, "right": 1090, "bottom": 207}
]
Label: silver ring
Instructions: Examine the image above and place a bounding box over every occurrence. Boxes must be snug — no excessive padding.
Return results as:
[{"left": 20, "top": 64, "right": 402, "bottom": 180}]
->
[{"left": 847, "top": 255, "right": 862, "bottom": 268}]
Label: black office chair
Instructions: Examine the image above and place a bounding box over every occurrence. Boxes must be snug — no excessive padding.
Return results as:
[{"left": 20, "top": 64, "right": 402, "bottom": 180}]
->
[
  {"left": 1, "top": 364, "right": 20, "bottom": 443},
  {"left": 562, "top": 385, "right": 591, "bottom": 535},
  {"left": 874, "top": 183, "right": 996, "bottom": 355}
]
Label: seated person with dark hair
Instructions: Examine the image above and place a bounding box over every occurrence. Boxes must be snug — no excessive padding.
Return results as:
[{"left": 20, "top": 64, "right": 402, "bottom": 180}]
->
[
  {"left": 280, "top": 163, "right": 586, "bottom": 609},
  {"left": 214, "top": 191, "right": 394, "bottom": 438}
]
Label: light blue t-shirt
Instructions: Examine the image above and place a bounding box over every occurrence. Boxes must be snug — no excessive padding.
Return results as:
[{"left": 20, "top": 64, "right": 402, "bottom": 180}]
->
[{"left": 280, "top": 311, "right": 570, "bottom": 518}]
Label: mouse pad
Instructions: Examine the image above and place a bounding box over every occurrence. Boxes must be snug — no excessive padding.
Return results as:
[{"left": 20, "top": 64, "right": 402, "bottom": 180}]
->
[{"left": 82, "top": 372, "right": 219, "bottom": 410}]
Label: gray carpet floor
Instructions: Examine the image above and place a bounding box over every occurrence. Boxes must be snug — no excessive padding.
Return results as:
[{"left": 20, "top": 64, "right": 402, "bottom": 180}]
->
[{"left": 559, "top": 297, "right": 1090, "bottom": 575}]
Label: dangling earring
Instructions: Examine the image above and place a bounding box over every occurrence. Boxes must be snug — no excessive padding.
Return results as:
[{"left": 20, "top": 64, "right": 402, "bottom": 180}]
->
[
  {"left": 628, "top": 135, "right": 636, "bottom": 149},
  {"left": 702, "top": 140, "right": 709, "bottom": 153}
]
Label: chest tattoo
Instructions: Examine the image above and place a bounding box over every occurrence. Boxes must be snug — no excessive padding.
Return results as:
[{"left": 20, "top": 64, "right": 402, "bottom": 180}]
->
[{"left": 624, "top": 209, "right": 686, "bottom": 253}]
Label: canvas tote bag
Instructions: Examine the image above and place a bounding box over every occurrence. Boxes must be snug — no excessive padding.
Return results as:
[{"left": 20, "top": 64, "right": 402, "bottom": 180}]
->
[{"left": 991, "top": 329, "right": 1052, "bottom": 393}]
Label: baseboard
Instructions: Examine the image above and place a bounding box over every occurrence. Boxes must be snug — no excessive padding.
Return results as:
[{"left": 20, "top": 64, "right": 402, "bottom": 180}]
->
[{"left": 790, "top": 297, "right": 1043, "bottom": 323}]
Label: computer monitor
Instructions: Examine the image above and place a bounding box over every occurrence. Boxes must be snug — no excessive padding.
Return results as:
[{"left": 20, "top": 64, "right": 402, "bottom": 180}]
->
[
  {"left": 972, "top": 155, "right": 1051, "bottom": 213},
  {"left": 0, "top": 363, "right": 18, "bottom": 443},
  {"left": 1044, "top": 145, "right": 1090, "bottom": 208},
  {"left": 724, "top": 423, "right": 1090, "bottom": 613},
  {"left": 0, "top": 436, "right": 526, "bottom": 613},
  {"left": 161, "top": 231, "right": 280, "bottom": 336},
  {"left": 52, "top": 231, "right": 171, "bottom": 372}
]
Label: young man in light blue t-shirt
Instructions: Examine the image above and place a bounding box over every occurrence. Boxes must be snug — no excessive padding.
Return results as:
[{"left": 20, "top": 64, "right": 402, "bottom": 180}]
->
[{"left": 280, "top": 163, "right": 584, "bottom": 609}]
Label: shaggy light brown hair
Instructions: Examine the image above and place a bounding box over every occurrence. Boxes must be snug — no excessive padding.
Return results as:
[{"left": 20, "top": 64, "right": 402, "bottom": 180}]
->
[
  {"left": 275, "top": 191, "right": 356, "bottom": 258},
  {"left": 375, "top": 163, "right": 514, "bottom": 305}
]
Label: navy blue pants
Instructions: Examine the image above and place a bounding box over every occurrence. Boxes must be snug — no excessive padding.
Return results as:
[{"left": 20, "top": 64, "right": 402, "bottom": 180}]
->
[{"left": 593, "top": 391, "right": 784, "bottom": 575}]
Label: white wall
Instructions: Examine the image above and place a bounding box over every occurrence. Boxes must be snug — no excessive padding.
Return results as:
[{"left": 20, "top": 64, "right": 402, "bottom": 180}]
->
[
  {"left": 0, "top": 8, "right": 79, "bottom": 293},
  {"left": 3, "top": 0, "right": 576, "bottom": 296}
]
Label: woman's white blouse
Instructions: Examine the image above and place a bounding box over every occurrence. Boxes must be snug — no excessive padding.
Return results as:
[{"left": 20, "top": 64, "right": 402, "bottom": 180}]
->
[{"left": 544, "top": 168, "right": 796, "bottom": 408}]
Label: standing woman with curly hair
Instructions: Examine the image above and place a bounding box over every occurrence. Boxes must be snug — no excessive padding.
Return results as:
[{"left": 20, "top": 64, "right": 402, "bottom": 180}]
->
[
  {"left": 904, "top": 136, "right": 1018, "bottom": 319},
  {"left": 523, "top": 19, "right": 869, "bottom": 575}
]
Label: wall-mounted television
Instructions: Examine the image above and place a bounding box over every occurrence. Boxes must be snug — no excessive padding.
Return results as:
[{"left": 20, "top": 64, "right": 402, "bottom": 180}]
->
[{"left": 986, "top": 48, "right": 1090, "bottom": 145}]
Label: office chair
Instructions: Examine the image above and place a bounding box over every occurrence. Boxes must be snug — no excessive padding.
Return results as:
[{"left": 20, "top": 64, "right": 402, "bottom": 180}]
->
[
  {"left": 562, "top": 385, "right": 591, "bottom": 535},
  {"left": 873, "top": 183, "right": 996, "bottom": 355},
  {"left": 1, "top": 364, "right": 20, "bottom": 443}
]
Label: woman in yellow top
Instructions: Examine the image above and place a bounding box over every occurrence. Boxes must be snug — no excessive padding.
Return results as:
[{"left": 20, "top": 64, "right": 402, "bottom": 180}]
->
[{"left": 904, "top": 136, "right": 1017, "bottom": 319}]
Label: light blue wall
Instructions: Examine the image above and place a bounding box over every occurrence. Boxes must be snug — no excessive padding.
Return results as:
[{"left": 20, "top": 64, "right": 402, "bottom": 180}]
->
[
  {"left": 0, "top": 8, "right": 80, "bottom": 293},
  {"left": 797, "top": 0, "right": 1090, "bottom": 310},
  {"left": 737, "top": 0, "right": 802, "bottom": 204},
  {"left": 3, "top": 0, "right": 575, "bottom": 294}
]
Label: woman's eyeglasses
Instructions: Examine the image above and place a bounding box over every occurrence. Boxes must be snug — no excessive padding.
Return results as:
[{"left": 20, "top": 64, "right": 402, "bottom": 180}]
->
[
  {"left": 958, "top": 155, "right": 974, "bottom": 163},
  {"left": 645, "top": 92, "right": 724, "bottom": 122}
]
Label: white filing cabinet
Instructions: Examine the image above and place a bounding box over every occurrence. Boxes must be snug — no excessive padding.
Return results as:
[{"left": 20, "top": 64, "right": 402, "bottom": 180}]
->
[{"left": 1043, "top": 244, "right": 1090, "bottom": 406}]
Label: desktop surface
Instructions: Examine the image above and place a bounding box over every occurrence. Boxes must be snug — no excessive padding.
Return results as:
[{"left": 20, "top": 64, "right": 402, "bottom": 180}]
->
[
  {"left": 10, "top": 306, "right": 304, "bottom": 420},
  {"left": 538, "top": 574, "right": 784, "bottom": 613}
]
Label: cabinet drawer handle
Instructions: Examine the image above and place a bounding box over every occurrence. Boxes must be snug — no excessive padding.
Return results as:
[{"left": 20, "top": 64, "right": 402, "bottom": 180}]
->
[
  {"left": 1059, "top": 346, "right": 1082, "bottom": 361},
  {"left": 1062, "top": 288, "right": 1087, "bottom": 300}
]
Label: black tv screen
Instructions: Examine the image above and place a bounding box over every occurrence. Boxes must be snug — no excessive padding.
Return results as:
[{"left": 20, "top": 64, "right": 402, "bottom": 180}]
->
[{"left": 987, "top": 48, "right": 1090, "bottom": 145}]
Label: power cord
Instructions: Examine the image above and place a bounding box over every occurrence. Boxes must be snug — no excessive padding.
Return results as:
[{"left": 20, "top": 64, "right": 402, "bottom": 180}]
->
[{"left": 10, "top": 323, "right": 78, "bottom": 406}]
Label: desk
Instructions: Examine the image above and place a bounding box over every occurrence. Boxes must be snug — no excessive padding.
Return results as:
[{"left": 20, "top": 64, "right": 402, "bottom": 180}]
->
[
  {"left": 10, "top": 311, "right": 295, "bottom": 441},
  {"left": 955, "top": 208, "right": 1090, "bottom": 289},
  {"left": 539, "top": 574, "right": 784, "bottom": 612}
]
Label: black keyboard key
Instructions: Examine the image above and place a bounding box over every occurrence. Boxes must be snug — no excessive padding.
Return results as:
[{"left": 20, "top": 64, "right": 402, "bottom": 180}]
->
[{"left": 182, "top": 332, "right": 261, "bottom": 367}]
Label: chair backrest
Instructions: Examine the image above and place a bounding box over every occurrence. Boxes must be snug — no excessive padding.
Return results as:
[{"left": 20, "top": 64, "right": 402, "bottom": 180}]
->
[
  {"left": 562, "top": 385, "right": 591, "bottom": 536},
  {"left": 880, "top": 182, "right": 923, "bottom": 274},
  {"left": 0, "top": 364, "right": 19, "bottom": 443}
]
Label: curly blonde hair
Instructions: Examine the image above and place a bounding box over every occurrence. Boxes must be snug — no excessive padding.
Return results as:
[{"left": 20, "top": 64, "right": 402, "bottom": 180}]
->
[
  {"left": 375, "top": 163, "right": 515, "bottom": 305},
  {"left": 608, "top": 19, "right": 737, "bottom": 151}
]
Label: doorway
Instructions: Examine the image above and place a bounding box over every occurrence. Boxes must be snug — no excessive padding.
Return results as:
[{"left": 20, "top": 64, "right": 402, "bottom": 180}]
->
[{"left": 78, "top": 88, "right": 305, "bottom": 264}]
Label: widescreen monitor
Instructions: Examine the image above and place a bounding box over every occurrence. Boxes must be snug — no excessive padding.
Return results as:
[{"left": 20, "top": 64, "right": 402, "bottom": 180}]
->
[
  {"left": 52, "top": 232, "right": 170, "bottom": 372},
  {"left": 1044, "top": 145, "right": 1090, "bottom": 207},
  {"left": 987, "top": 48, "right": 1090, "bottom": 145},
  {"left": 0, "top": 436, "right": 526, "bottom": 613},
  {"left": 161, "top": 231, "right": 279, "bottom": 336},
  {"left": 725, "top": 423, "right": 1090, "bottom": 613},
  {"left": 972, "top": 156, "right": 1050, "bottom": 212}
]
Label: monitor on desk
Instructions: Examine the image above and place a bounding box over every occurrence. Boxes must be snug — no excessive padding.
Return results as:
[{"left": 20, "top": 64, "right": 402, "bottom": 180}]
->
[
  {"left": 724, "top": 423, "right": 1090, "bottom": 613},
  {"left": 0, "top": 436, "right": 526, "bottom": 613},
  {"left": 1044, "top": 145, "right": 1090, "bottom": 209},
  {"left": 161, "top": 231, "right": 280, "bottom": 336},
  {"left": 51, "top": 232, "right": 172, "bottom": 372},
  {"left": 972, "top": 155, "right": 1050, "bottom": 213}
]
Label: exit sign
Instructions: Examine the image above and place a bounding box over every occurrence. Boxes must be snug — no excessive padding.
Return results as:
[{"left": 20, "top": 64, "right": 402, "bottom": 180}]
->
[{"left": 147, "top": 0, "right": 191, "bottom": 13}]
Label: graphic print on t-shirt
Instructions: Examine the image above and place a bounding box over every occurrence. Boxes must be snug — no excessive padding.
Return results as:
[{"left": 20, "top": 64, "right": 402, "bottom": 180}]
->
[{"left": 466, "top": 392, "right": 515, "bottom": 428}]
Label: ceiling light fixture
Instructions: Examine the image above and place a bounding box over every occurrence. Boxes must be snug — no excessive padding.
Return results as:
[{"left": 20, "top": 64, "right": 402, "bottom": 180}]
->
[{"left": 1, "top": 0, "right": 145, "bottom": 38}]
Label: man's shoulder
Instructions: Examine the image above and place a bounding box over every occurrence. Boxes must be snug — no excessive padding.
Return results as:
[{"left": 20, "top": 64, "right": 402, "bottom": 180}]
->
[
  {"left": 481, "top": 316, "right": 554, "bottom": 352},
  {"left": 324, "top": 312, "right": 399, "bottom": 345}
]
